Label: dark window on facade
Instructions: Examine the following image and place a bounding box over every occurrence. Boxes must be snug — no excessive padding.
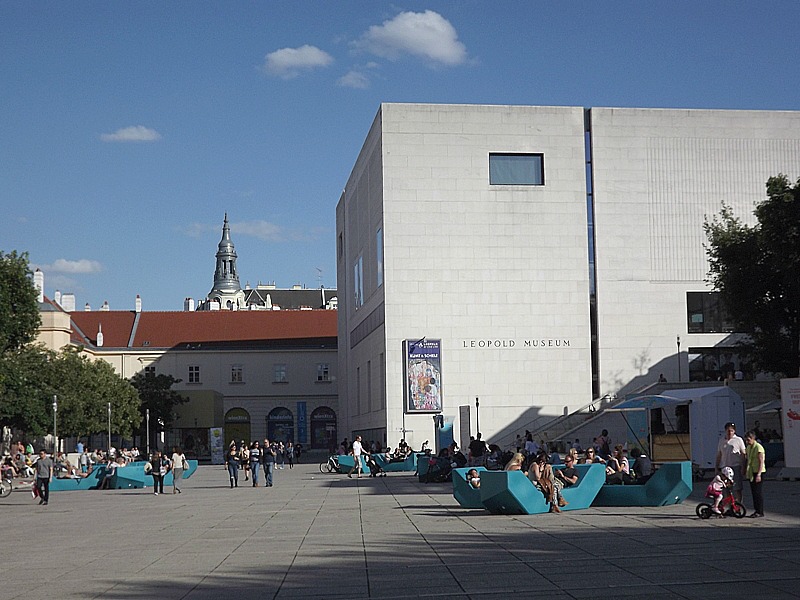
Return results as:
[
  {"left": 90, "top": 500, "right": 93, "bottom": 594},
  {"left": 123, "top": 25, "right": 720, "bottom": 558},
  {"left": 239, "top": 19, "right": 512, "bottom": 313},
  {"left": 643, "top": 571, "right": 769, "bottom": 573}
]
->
[
  {"left": 489, "top": 153, "right": 544, "bottom": 185},
  {"left": 686, "top": 292, "right": 734, "bottom": 333}
]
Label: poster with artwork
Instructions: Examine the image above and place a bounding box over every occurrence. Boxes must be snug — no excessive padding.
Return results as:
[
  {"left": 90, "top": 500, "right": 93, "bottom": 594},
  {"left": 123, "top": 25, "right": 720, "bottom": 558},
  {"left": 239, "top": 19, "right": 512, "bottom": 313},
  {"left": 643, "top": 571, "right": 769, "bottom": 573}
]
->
[
  {"left": 209, "top": 427, "right": 225, "bottom": 465},
  {"left": 780, "top": 378, "right": 800, "bottom": 468},
  {"left": 404, "top": 339, "right": 442, "bottom": 413}
]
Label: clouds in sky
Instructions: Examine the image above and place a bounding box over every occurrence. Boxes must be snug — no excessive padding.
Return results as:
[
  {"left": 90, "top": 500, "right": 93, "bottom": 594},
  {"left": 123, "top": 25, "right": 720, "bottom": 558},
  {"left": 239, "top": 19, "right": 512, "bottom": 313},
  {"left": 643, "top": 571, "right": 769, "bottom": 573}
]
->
[
  {"left": 263, "top": 10, "right": 467, "bottom": 87},
  {"left": 262, "top": 44, "right": 334, "bottom": 79},
  {"left": 38, "top": 258, "right": 103, "bottom": 274},
  {"left": 357, "top": 10, "right": 467, "bottom": 66},
  {"left": 100, "top": 125, "right": 162, "bottom": 142},
  {"left": 184, "top": 219, "right": 324, "bottom": 243}
]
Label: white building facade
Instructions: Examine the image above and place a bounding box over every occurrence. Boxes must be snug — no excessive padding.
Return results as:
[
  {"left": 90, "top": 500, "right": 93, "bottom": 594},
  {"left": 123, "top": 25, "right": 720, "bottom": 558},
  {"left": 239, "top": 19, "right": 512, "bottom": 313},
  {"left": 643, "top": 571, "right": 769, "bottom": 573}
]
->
[{"left": 336, "top": 103, "right": 800, "bottom": 449}]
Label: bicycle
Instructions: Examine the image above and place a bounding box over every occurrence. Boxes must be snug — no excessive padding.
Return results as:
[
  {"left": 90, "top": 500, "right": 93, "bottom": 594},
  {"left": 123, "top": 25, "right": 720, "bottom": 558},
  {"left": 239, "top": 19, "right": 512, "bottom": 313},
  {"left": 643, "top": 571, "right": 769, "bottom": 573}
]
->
[
  {"left": 0, "top": 473, "right": 13, "bottom": 498},
  {"left": 696, "top": 487, "right": 746, "bottom": 519},
  {"left": 319, "top": 455, "right": 341, "bottom": 473}
]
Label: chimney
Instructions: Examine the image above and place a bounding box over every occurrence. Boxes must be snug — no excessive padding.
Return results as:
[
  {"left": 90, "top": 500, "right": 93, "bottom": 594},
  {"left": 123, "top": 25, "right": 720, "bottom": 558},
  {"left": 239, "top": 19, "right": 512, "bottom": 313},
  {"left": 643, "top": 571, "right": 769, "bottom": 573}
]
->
[
  {"left": 184, "top": 298, "right": 195, "bottom": 311},
  {"left": 84, "top": 302, "right": 91, "bottom": 311},
  {"left": 61, "top": 294, "right": 76, "bottom": 312},
  {"left": 34, "top": 269, "right": 44, "bottom": 303},
  {"left": 100, "top": 300, "right": 110, "bottom": 311},
  {"left": 135, "top": 294, "right": 142, "bottom": 313},
  {"left": 54, "top": 290, "right": 62, "bottom": 305},
  {"left": 96, "top": 323, "right": 104, "bottom": 347}
]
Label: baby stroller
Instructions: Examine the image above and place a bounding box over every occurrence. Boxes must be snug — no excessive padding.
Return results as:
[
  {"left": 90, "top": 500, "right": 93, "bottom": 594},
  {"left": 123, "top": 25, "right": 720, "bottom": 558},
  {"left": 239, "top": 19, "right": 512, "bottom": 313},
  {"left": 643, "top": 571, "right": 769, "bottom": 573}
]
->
[{"left": 366, "top": 455, "right": 387, "bottom": 477}]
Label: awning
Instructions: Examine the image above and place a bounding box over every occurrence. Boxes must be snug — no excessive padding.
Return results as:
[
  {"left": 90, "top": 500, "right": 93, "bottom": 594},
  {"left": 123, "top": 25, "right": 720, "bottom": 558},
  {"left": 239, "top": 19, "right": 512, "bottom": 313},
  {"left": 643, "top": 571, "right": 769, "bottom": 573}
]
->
[
  {"left": 608, "top": 394, "right": 692, "bottom": 411},
  {"left": 746, "top": 400, "right": 782, "bottom": 413}
]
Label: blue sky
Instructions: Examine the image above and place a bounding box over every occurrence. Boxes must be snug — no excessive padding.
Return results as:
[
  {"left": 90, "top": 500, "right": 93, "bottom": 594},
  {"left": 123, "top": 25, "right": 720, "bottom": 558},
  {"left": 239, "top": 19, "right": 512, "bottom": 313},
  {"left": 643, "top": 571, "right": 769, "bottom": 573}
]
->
[{"left": 2, "top": 2, "right": 799, "bottom": 311}]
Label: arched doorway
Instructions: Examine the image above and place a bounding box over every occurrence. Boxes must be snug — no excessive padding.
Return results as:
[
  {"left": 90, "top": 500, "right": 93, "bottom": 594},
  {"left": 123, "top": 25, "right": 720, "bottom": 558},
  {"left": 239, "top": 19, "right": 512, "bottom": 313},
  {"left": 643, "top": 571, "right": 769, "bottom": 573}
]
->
[
  {"left": 224, "top": 408, "right": 251, "bottom": 448},
  {"left": 310, "top": 406, "right": 337, "bottom": 450},
  {"left": 267, "top": 407, "right": 294, "bottom": 442}
]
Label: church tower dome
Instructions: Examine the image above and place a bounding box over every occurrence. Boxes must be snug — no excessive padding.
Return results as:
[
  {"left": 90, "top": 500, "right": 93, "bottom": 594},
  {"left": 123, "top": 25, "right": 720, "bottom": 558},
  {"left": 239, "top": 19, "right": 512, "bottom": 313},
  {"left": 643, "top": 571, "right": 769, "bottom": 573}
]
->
[{"left": 207, "top": 214, "right": 246, "bottom": 310}]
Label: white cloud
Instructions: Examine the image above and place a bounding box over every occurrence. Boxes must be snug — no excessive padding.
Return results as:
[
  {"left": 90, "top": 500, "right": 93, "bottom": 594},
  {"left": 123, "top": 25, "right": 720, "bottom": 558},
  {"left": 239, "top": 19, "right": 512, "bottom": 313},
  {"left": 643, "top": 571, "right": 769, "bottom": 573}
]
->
[
  {"left": 38, "top": 258, "right": 103, "bottom": 274},
  {"left": 232, "top": 220, "right": 283, "bottom": 242},
  {"left": 337, "top": 70, "right": 370, "bottom": 89},
  {"left": 358, "top": 10, "right": 467, "bottom": 66},
  {"left": 262, "top": 45, "right": 334, "bottom": 79},
  {"left": 100, "top": 125, "right": 162, "bottom": 142}
]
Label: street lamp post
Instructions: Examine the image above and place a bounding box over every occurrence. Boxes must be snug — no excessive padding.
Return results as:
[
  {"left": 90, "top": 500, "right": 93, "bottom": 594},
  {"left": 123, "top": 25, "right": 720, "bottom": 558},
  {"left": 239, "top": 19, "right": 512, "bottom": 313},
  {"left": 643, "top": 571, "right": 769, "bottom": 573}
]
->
[
  {"left": 475, "top": 397, "right": 480, "bottom": 436},
  {"left": 52, "top": 395, "right": 58, "bottom": 454},
  {"left": 676, "top": 336, "right": 682, "bottom": 382},
  {"left": 146, "top": 408, "right": 150, "bottom": 456},
  {"left": 107, "top": 402, "right": 112, "bottom": 452}
]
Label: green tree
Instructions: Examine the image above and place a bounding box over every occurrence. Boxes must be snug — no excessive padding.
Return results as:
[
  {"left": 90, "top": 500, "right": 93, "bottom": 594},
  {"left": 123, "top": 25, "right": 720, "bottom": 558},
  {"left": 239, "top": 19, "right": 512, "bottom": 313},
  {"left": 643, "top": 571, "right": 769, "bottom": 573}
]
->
[
  {"left": 0, "top": 250, "right": 41, "bottom": 353},
  {"left": 50, "top": 348, "right": 141, "bottom": 438},
  {"left": 0, "top": 345, "right": 56, "bottom": 436},
  {"left": 130, "top": 372, "right": 188, "bottom": 447},
  {"left": 704, "top": 174, "right": 800, "bottom": 377}
]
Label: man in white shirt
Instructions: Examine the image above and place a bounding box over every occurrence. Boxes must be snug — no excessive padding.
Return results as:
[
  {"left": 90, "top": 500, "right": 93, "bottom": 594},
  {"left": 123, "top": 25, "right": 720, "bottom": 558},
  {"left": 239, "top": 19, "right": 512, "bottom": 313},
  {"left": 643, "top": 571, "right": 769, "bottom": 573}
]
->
[
  {"left": 348, "top": 436, "right": 366, "bottom": 479},
  {"left": 716, "top": 422, "right": 746, "bottom": 502}
]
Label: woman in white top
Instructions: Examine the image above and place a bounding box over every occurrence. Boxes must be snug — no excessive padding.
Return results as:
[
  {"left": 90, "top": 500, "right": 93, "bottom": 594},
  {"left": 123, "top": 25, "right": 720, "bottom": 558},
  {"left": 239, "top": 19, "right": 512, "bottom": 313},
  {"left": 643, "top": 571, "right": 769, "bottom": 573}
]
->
[{"left": 170, "top": 447, "right": 187, "bottom": 494}]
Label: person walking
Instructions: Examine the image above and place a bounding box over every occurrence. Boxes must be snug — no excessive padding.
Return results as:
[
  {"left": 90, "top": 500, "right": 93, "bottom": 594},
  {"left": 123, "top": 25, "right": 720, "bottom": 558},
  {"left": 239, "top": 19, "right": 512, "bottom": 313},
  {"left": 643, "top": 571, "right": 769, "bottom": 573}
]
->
[
  {"left": 147, "top": 450, "right": 168, "bottom": 495},
  {"left": 262, "top": 439, "right": 276, "bottom": 487},
  {"left": 35, "top": 450, "right": 53, "bottom": 506},
  {"left": 239, "top": 441, "right": 250, "bottom": 482},
  {"left": 277, "top": 442, "right": 285, "bottom": 469},
  {"left": 716, "top": 422, "right": 746, "bottom": 502},
  {"left": 285, "top": 441, "right": 295, "bottom": 469},
  {"left": 225, "top": 442, "right": 240, "bottom": 488},
  {"left": 249, "top": 441, "right": 261, "bottom": 487},
  {"left": 348, "top": 435, "right": 367, "bottom": 478},
  {"left": 170, "top": 447, "right": 187, "bottom": 494},
  {"left": 745, "top": 430, "right": 766, "bottom": 518}
]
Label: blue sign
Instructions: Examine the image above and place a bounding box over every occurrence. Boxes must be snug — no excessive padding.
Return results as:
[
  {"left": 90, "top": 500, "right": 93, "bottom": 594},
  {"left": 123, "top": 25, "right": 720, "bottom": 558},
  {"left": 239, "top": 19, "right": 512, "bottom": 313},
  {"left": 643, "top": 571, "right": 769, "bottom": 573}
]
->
[{"left": 296, "top": 401, "right": 307, "bottom": 444}]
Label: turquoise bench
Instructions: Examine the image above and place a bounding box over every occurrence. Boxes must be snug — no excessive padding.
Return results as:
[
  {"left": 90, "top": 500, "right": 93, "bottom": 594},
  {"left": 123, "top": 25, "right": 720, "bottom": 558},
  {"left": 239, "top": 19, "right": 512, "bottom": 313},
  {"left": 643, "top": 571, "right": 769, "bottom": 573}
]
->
[
  {"left": 592, "top": 461, "right": 692, "bottom": 506},
  {"left": 452, "top": 467, "right": 487, "bottom": 508},
  {"left": 49, "top": 466, "right": 107, "bottom": 491},
  {"left": 373, "top": 452, "right": 421, "bottom": 472},
  {"left": 336, "top": 455, "right": 370, "bottom": 475},
  {"left": 480, "top": 463, "right": 605, "bottom": 515},
  {"left": 49, "top": 460, "right": 199, "bottom": 491}
]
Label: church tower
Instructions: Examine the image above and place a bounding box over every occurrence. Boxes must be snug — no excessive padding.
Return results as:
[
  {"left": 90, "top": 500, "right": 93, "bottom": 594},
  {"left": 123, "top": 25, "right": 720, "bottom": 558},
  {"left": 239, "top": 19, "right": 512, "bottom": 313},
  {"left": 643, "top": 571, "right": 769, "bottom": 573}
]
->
[{"left": 207, "top": 214, "right": 246, "bottom": 310}]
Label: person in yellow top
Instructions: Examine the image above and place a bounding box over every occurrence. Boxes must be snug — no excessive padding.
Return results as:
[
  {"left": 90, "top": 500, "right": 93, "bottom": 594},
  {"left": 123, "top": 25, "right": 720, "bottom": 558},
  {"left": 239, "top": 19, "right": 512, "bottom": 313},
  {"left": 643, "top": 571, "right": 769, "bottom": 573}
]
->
[{"left": 744, "top": 430, "right": 766, "bottom": 518}]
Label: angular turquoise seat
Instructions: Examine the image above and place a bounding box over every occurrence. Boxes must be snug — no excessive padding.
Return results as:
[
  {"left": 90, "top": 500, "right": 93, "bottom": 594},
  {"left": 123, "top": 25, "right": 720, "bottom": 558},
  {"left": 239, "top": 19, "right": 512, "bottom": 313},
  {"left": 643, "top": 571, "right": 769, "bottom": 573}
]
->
[
  {"left": 452, "top": 467, "right": 487, "bottom": 508},
  {"left": 336, "top": 455, "right": 370, "bottom": 475},
  {"left": 373, "top": 452, "right": 420, "bottom": 472},
  {"left": 49, "top": 466, "right": 107, "bottom": 491},
  {"left": 480, "top": 463, "right": 605, "bottom": 514},
  {"left": 592, "top": 461, "right": 692, "bottom": 506}
]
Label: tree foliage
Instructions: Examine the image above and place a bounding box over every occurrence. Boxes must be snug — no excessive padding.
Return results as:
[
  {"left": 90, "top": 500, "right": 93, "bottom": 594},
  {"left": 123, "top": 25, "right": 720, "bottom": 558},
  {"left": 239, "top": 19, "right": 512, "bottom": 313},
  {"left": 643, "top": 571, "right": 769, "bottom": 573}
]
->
[
  {"left": 704, "top": 174, "right": 800, "bottom": 377},
  {"left": 0, "top": 345, "right": 56, "bottom": 436},
  {"left": 0, "top": 250, "right": 41, "bottom": 354},
  {"left": 129, "top": 372, "right": 188, "bottom": 440}
]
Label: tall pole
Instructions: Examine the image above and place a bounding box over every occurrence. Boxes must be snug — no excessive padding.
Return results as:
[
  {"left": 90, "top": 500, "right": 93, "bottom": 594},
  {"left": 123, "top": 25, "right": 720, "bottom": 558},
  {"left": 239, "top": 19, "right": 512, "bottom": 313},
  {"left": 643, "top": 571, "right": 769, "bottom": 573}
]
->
[
  {"left": 676, "top": 336, "right": 681, "bottom": 382},
  {"left": 52, "top": 395, "right": 58, "bottom": 455},
  {"left": 146, "top": 408, "right": 150, "bottom": 456},
  {"left": 475, "top": 397, "right": 480, "bottom": 436},
  {"left": 107, "top": 402, "right": 112, "bottom": 452}
]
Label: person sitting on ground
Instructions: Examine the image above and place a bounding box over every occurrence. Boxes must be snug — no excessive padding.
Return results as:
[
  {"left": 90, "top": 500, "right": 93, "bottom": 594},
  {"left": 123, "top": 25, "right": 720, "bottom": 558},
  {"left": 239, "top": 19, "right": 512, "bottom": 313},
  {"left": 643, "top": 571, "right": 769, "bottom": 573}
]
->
[
  {"left": 554, "top": 454, "right": 579, "bottom": 488},
  {"left": 527, "top": 451, "right": 567, "bottom": 512},
  {"left": 629, "top": 447, "right": 653, "bottom": 484},
  {"left": 605, "top": 444, "right": 631, "bottom": 484},
  {"left": 504, "top": 452, "right": 525, "bottom": 471},
  {"left": 466, "top": 468, "right": 481, "bottom": 489},
  {"left": 706, "top": 466, "right": 734, "bottom": 514},
  {"left": 485, "top": 444, "right": 503, "bottom": 469}
]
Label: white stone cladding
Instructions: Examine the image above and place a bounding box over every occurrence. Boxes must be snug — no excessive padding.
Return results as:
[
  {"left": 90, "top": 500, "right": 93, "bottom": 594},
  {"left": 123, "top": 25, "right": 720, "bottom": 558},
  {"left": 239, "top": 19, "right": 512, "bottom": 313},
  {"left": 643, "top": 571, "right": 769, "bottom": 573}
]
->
[
  {"left": 337, "top": 104, "right": 593, "bottom": 448},
  {"left": 590, "top": 108, "right": 800, "bottom": 397}
]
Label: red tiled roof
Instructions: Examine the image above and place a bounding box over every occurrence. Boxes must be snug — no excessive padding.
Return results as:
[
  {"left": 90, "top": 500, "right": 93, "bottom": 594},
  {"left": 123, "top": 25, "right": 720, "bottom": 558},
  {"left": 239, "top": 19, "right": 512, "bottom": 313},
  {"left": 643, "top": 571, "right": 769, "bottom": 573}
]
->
[{"left": 69, "top": 310, "right": 337, "bottom": 349}]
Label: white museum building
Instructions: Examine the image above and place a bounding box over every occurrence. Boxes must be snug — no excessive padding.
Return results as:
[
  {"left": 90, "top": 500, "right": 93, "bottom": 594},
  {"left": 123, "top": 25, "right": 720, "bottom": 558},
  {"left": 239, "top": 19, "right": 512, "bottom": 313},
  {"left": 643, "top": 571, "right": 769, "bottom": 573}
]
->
[{"left": 335, "top": 103, "right": 800, "bottom": 449}]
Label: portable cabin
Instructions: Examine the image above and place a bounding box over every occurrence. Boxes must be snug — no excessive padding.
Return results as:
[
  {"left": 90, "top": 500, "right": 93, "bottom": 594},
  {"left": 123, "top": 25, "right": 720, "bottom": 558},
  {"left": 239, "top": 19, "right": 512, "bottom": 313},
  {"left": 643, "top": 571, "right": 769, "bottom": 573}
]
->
[{"left": 608, "top": 386, "right": 745, "bottom": 471}]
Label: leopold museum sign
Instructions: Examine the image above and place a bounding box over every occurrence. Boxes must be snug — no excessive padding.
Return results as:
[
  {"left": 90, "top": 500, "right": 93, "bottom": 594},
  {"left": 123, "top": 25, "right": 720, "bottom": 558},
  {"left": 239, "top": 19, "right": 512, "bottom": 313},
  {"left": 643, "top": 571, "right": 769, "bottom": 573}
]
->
[{"left": 461, "top": 338, "right": 572, "bottom": 348}]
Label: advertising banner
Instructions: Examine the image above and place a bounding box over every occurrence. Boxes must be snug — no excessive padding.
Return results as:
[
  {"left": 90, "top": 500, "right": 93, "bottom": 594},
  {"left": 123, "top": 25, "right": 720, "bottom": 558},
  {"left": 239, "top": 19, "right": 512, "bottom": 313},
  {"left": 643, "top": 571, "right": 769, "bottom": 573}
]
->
[
  {"left": 209, "top": 427, "right": 225, "bottom": 465},
  {"left": 780, "top": 378, "right": 800, "bottom": 468},
  {"left": 404, "top": 339, "right": 442, "bottom": 413},
  {"left": 296, "top": 401, "right": 308, "bottom": 445},
  {"left": 459, "top": 405, "right": 471, "bottom": 452}
]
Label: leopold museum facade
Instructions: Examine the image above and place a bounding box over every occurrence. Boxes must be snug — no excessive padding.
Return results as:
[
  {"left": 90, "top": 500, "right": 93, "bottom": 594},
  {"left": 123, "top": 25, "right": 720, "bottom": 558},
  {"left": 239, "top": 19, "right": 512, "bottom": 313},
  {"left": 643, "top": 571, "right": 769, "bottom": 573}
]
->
[{"left": 335, "top": 103, "right": 800, "bottom": 449}]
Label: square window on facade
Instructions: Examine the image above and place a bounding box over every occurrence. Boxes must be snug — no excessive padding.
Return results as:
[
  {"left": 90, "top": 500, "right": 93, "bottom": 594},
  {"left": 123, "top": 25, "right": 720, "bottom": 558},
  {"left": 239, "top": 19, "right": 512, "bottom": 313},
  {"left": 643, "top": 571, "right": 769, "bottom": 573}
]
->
[
  {"left": 273, "top": 363, "right": 287, "bottom": 383},
  {"left": 489, "top": 153, "right": 544, "bottom": 185},
  {"left": 231, "top": 365, "right": 244, "bottom": 383},
  {"left": 188, "top": 365, "right": 201, "bottom": 384},
  {"left": 317, "top": 363, "right": 330, "bottom": 382},
  {"left": 144, "top": 365, "right": 156, "bottom": 376}
]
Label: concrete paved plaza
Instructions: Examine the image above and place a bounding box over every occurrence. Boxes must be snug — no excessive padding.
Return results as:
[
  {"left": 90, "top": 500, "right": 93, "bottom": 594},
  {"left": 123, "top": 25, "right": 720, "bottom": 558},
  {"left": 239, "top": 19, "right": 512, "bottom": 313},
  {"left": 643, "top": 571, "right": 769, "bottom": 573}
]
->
[{"left": 3, "top": 462, "right": 799, "bottom": 600}]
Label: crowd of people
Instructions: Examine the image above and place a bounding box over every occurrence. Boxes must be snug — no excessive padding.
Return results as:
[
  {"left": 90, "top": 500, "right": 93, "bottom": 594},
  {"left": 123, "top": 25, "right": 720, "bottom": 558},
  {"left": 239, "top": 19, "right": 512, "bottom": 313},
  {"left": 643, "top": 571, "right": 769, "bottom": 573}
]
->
[{"left": 224, "top": 439, "right": 300, "bottom": 488}]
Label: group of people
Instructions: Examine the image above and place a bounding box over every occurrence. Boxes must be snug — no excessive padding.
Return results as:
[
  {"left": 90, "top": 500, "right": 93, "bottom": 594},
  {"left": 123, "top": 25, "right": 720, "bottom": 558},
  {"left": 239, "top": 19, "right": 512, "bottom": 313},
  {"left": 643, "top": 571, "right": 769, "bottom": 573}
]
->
[
  {"left": 341, "top": 435, "right": 417, "bottom": 478},
  {"left": 715, "top": 422, "right": 766, "bottom": 517},
  {"left": 225, "top": 439, "right": 298, "bottom": 488}
]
